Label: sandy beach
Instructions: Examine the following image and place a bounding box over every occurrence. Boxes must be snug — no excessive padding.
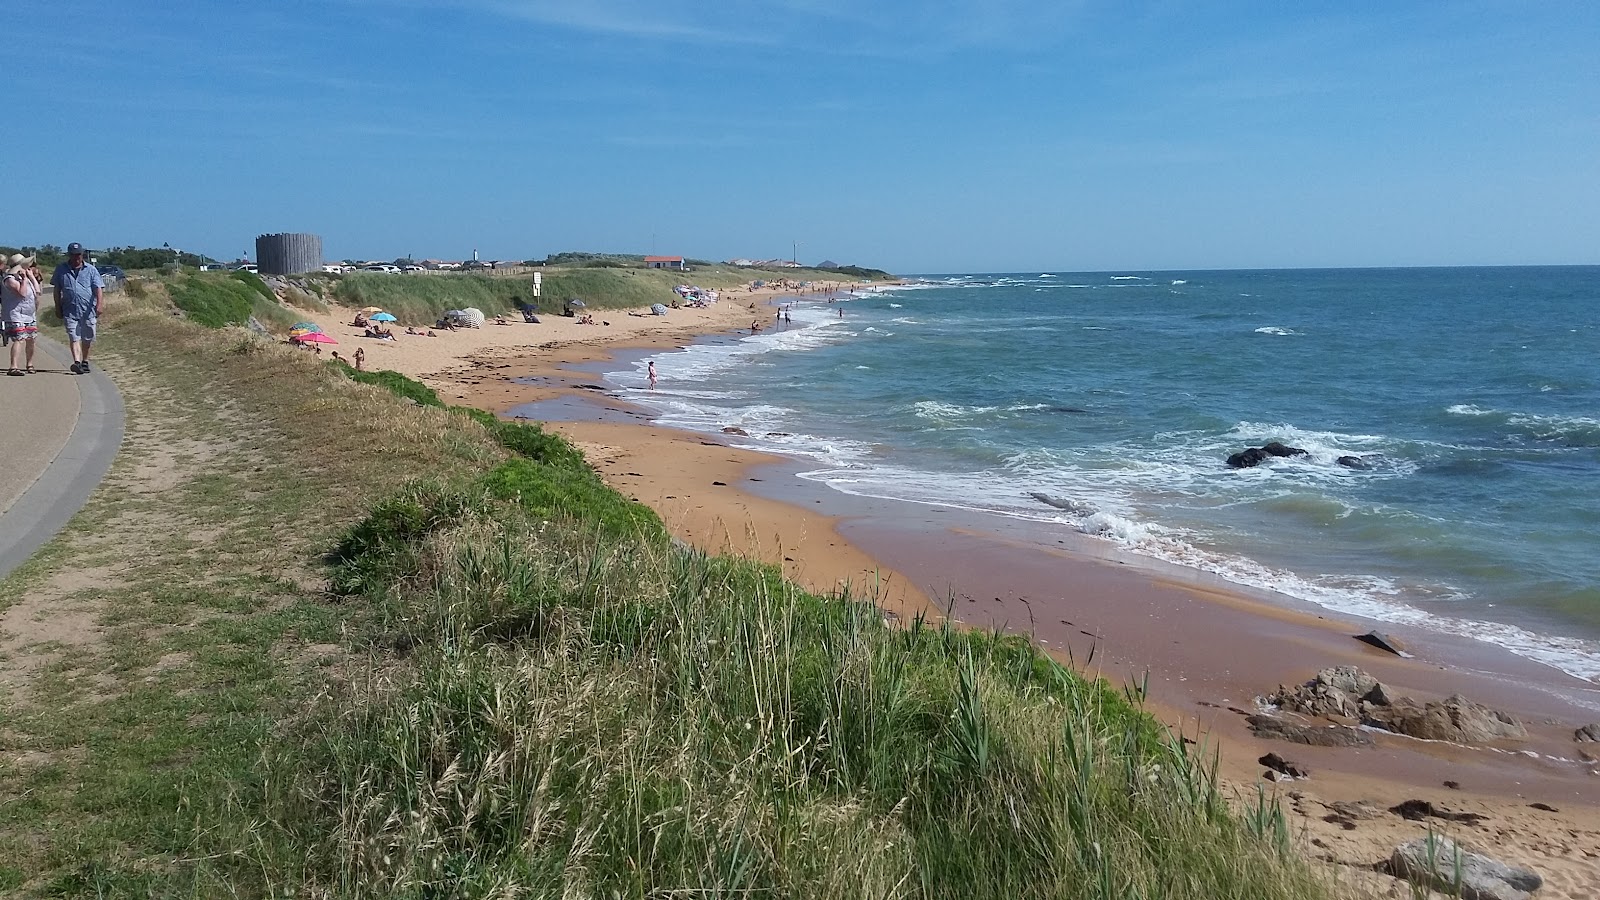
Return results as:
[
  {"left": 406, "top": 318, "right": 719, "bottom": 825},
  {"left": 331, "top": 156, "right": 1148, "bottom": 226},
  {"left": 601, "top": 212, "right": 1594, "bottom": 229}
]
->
[{"left": 316, "top": 287, "right": 1600, "bottom": 897}]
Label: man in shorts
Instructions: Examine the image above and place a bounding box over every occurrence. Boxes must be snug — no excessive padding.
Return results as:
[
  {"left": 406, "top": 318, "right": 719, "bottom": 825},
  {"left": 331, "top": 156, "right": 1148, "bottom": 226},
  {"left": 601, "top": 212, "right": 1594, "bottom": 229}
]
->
[{"left": 52, "top": 242, "right": 103, "bottom": 374}]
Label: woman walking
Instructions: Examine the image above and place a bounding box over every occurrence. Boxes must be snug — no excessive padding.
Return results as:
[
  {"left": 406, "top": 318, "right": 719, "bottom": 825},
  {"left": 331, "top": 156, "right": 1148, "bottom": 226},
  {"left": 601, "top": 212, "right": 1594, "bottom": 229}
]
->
[{"left": 1, "top": 254, "right": 41, "bottom": 376}]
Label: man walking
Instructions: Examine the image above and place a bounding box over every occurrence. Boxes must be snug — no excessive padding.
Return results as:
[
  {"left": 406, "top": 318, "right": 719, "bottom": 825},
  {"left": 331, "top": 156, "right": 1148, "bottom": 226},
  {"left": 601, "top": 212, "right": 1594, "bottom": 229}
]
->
[{"left": 52, "top": 243, "right": 103, "bottom": 374}]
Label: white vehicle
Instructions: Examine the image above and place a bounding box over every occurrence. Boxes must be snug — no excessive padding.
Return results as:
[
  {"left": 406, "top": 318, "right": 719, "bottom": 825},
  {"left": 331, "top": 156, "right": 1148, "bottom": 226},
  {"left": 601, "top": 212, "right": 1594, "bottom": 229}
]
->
[
  {"left": 321, "top": 264, "right": 345, "bottom": 274},
  {"left": 402, "top": 265, "right": 425, "bottom": 273},
  {"left": 237, "top": 264, "right": 259, "bottom": 274},
  {"left": 362, "top": 264, "right": 402, "bottom": 274}
]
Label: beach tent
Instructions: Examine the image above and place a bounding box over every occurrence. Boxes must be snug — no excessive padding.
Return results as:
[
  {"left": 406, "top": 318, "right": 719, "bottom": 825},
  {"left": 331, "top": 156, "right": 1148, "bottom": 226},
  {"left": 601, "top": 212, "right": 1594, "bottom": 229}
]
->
[
  {"left": 442, "top": 308, "right": 484, "bottom": 328},
  {"left": 650, "top": 303, "right": 669, "bottom": 316}
]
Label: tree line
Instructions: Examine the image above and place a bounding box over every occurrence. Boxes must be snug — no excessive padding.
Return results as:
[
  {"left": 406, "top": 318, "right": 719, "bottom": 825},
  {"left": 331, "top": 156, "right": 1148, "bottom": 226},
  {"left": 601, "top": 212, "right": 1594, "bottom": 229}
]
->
[{"left": 0, "top": 244, "right": 217, "bottom": 271}]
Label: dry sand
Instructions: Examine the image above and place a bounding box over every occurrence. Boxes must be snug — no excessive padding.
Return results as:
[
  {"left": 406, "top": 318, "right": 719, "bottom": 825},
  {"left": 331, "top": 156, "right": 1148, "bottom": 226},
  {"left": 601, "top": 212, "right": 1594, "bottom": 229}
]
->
[{"left": 318, "top": 286, "right": 1600, "bottom": 898}]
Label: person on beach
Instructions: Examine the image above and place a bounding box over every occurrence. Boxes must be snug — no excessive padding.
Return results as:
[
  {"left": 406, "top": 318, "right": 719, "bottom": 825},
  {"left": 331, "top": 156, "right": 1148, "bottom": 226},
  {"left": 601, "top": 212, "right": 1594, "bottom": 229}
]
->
[
  {"left": 647, "top": 360, "right": 657, "bottom": 389},
  {"left": 353, "top": 347, "right": 365, "bottom": 371},
  {"left": 3, "top": 254, "right": 42, "bottom": 375},
  {"left": 52, "top": 243, "right": 103, "bottom": 374}
]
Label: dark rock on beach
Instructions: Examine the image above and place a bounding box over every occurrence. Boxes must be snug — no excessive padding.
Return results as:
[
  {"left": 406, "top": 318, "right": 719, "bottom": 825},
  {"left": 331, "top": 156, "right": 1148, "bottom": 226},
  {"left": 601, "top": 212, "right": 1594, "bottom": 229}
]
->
[
  {"left": 1575, "top": 723, "right": 1600, "bottom": 742},
  {"left": 1337, "top": 455, "right": 1371, "bottom": 469},
  {"left": 1028, "top": 492, "right": 1097, "bottom": 516},
  {"left": 1387, "top": 836, "right": 1541, "bottom": 900},
  {"left": 1390, "top": 799, "right": 1487, "bottom": 824},
  {"left": 1227, "top": 442, "right": 1307, "bottom": 468},
  {"left": 721, "top": 427, "right": 750, "bottom": 436},
  {"left": 1354, "top": 630, "right": 1409, "bottom": 657},
  {"left": 1258, "top": 752, "right": 1310, "bottom": 779},
  {"left": 1247, "top": 714, "right": 1372, "bottom": 747}
]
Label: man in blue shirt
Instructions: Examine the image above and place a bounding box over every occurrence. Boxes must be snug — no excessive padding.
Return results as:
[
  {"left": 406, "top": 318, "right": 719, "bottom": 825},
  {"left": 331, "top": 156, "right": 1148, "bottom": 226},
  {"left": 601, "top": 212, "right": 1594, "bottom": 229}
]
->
[{"left": 52, "top": 242, "right": 103, "bottom": 374}]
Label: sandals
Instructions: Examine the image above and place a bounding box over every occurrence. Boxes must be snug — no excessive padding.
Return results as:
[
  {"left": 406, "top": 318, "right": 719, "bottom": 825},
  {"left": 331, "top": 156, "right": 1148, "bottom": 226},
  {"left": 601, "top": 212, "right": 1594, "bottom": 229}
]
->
[
  {"left": 25, "top": 366, "right": 34, "bottom": 374},
  {"left": 6, "top": 369, "right": 22, "bottom": 377}
]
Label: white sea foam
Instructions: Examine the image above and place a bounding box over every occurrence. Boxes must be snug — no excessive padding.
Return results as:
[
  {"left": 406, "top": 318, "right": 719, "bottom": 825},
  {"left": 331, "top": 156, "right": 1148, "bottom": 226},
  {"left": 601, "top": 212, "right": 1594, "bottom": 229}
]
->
[
  {"left": 1110, "top": 275, "right": 1144, "bottom": 280},
  {"left": 888, "top": 303, "right": 903, "bottom": 308},
  {"left": 1445, "top": 404, "right": 1600, "bottom": 441},
  {"left": 1254, "top": 326, "right": 1299, "bottom": 336},
  {"left": 792, "top": 455, "right": 1600, "bottom": 683},
  {"left": 1171, "top": 279, "right": 1187, "bottom": 285}
]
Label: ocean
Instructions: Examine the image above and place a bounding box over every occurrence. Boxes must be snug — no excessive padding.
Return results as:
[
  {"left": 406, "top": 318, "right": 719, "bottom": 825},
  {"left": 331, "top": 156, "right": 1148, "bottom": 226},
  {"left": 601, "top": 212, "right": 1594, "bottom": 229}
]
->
[{"left": 605, "top": 267, "right": 1600, "bottom": 683}]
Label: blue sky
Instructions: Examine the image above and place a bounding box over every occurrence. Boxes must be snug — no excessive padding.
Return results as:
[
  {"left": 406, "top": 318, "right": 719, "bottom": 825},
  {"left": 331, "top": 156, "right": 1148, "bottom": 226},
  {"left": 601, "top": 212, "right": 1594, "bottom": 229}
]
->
[{"left": 10, "top": 1, "right": 1598, "bottom": 272}]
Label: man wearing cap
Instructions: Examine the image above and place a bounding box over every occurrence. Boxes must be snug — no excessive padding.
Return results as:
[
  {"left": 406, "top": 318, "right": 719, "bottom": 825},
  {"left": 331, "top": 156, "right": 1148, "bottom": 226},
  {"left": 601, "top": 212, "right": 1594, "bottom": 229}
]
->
[{"left": 52, "top": 242, "right": 103, "bottom": 374}]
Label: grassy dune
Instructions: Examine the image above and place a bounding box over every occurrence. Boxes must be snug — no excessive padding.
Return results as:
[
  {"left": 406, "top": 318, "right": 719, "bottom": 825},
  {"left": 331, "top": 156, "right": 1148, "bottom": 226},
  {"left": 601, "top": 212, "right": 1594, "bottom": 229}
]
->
[
  {"left": 0, "top": 290, "right": 1339, "bottom": 897},
  {"left": 330, "top": 264, "right": 881, "bottom": 323}
]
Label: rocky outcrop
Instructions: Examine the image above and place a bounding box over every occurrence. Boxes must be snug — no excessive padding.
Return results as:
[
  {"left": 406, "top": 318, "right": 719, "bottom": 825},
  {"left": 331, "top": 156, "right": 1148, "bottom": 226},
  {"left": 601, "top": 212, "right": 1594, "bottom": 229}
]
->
[
  {"left": 1227, "top": 441, "right": 1308, "bottom": 469},
  {"left": 1364, "top": 694, "right": 1527, "bottom": 743},
  {"left": 1247, "top": 714, "right": 1372, "bottom": 747},
  {"left": 1336, "top": 455, "right": 1370, "bottom": 469},
  {"left": 1575, "top": 723, "right": 1600, "bottom": 742},
  {"left": 721, "top": 426, "right": 750, "bottom": 436},
  {"left": 1267, "top": 665, "right": 1385, "bottom": 719},
  {"left": 1387, "top": 836, "right": 1542, "bottom": 900},
  {"left": 1264, "top": 666, "right": 1525, "bottom": 744}
]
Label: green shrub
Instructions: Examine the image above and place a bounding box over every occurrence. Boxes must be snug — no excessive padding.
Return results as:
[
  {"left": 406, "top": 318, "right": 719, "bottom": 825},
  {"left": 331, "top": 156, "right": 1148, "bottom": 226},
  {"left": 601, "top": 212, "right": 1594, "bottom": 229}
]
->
[
  {"left": 231, "top": 268, "right": 277, "bottom": 302},
  {"left": 168, "top": 275, "right": 255, "bottom": 328},
  {"left": 478, "top": 457, "right": 663, "bottom": 539},
  {"left": 335, "top": 366, "right": 446, "bottom": 408}
]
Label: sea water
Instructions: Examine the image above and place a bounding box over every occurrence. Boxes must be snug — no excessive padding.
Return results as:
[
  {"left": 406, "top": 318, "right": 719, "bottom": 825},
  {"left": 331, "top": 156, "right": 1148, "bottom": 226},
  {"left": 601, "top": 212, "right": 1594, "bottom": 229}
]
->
[{"left": 607, "top": 268, "right": 1600, "bottom": 682}]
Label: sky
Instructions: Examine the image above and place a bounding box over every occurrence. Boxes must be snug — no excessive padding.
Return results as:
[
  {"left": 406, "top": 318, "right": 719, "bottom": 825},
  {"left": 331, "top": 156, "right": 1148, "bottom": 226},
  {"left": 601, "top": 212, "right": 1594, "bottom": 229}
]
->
[{"left": 9, "top": 1, "right": 1598, "bottom": 272}]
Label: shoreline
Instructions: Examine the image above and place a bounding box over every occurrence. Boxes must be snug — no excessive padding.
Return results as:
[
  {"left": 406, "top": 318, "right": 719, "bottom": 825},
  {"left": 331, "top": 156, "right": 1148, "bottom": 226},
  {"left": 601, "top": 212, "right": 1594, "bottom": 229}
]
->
[{"left": 359, "top": 287, "right": 1600, "bottom": 894}]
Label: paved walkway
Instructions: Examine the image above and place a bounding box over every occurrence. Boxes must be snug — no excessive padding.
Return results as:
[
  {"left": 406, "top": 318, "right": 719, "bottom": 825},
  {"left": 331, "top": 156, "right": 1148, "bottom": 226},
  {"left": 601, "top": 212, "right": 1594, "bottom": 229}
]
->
[{"left": 0, "top": 337, "right": 124, "bottom": 578}]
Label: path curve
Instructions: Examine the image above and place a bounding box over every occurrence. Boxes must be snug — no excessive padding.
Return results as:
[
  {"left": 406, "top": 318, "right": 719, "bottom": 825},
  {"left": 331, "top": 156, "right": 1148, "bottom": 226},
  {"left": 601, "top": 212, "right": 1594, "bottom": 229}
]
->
[{"left": 0, "top": 337, "right": 125, "bottom": 578}]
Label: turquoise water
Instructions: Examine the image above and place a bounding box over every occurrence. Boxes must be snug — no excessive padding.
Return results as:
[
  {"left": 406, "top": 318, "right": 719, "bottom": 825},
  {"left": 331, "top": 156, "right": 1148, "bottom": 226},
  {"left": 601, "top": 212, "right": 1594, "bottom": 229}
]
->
[{"left": 607, "top": 268, "right": 1600, "bottom": 681}]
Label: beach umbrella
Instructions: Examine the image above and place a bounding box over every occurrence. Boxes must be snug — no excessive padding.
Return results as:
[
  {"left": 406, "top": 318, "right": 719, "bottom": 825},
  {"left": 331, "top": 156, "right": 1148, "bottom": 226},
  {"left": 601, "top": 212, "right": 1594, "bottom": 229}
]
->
[
  {"left": 459, "top": 307, "right": 486, "bottom": 327},
  {"left": 370, "top": 312, "right": 397, "bottom": 322},
  {"left": 292, "top": 332, "right": 338, "bottom": 344},
  {"left": 359, "top": 306, "right": 386, "bottom": 315},
  {"left": 651, "top": 303, "right": 668, "bottom": 316},
  {"left": 289, "top": 321, "right": 323, "bottom": 333},
  {"left": 565, "top": 297, "right": 586, "bottom": 309}
]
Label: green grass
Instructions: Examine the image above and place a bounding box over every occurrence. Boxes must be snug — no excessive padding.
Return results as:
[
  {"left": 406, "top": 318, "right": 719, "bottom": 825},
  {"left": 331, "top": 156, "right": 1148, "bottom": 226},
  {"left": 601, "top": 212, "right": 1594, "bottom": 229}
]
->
[{"left": 286, "top": 491, "right": 1334, "bottom": 899}]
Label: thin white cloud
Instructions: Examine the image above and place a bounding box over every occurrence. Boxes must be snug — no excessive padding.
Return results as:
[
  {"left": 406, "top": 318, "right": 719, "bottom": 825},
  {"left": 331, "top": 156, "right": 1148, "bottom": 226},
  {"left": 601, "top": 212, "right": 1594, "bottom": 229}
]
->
[{"left": 362, "top": 0, "right": 1090, "bottom": 55}]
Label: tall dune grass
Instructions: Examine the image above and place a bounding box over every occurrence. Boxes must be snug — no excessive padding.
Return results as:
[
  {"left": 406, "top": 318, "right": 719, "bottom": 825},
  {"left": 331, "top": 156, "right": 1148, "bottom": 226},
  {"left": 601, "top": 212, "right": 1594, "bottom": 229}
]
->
[{"left": 272, "top": 444, "right": 1338, "bottom": 898}]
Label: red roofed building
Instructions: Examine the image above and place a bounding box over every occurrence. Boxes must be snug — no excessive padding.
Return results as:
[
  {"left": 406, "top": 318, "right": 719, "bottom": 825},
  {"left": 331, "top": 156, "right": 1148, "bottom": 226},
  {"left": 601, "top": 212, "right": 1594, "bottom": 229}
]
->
[{"left": 644, "top": 255, "right": 686, "bottom": 270}]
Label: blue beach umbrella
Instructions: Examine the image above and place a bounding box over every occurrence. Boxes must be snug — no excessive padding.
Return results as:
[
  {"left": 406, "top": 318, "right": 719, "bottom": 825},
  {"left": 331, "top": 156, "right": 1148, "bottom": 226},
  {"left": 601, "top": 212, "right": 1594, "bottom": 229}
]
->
[{"left": 370, "top": 312, "right": 397, "bottom": 322}]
